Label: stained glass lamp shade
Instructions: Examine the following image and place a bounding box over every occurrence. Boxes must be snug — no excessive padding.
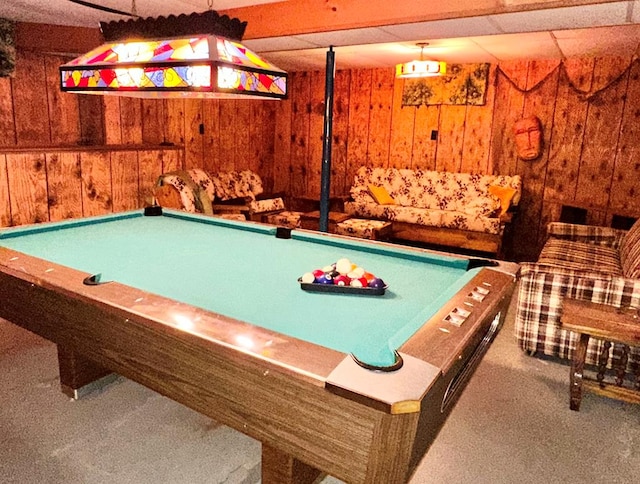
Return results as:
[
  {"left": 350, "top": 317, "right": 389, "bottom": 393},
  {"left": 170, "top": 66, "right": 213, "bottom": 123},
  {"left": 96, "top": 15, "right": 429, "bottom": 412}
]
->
[{"left": 60, "top": 36, "right": 287, "bottom": 99}]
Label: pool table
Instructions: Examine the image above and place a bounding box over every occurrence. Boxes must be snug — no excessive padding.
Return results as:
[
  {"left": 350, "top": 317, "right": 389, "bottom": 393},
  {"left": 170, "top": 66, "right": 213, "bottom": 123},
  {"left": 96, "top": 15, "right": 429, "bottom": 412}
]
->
[{"left": 0, "top": 209, "right": 518, "bottom": 484}]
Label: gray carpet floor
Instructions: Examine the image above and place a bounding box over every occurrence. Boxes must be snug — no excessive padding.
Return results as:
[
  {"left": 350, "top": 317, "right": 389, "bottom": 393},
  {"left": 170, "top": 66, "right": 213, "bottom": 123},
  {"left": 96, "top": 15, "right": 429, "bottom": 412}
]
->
[{"left": 1, "top": 292, "right": 638, "bottom": 484}]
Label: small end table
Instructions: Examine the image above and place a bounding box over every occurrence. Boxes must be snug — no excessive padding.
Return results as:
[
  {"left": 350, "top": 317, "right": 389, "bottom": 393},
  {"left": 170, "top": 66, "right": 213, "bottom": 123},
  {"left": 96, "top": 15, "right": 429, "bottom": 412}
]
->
[
  {"left": 561, "top": 298, "right": 640, "bottom": 411},
  {"left": 300, "top": 210, "right": 351, "bottom": 233}
]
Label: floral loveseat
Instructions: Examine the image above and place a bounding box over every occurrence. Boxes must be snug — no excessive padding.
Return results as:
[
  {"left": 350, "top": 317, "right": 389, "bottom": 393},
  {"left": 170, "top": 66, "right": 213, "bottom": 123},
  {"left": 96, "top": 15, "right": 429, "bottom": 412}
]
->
[
  {"left": 515, "top": 220, "right": 640, "bottom": 373},
  {"left": 344, "top": 167, "right": 522, "bottom": 255}
]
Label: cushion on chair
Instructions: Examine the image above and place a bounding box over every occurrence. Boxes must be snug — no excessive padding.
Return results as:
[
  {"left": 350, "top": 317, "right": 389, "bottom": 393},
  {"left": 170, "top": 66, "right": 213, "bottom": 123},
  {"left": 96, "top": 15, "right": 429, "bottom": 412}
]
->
[
  {"left": 264, "top": 211, "right": 302, "bottom": 229},
  {"left": 249, "top": 197, "right": 286, "bottom": 214},
  {"left": 537, "top": 238, "right": 622, "bottom": 275},
  {"left": 619, "top": 218, "right": 640, "bottom": 278}
]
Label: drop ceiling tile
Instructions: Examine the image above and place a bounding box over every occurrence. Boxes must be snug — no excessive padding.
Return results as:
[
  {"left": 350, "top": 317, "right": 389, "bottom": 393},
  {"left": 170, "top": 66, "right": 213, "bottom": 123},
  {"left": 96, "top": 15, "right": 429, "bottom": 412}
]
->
[
  {"left": 471, "top": 32, "right": 562, "bottom": 60},
  {"left": 242, "top": 37, "right": 319, "bottom": 52},
  {"left": 630, "top": 0, "right": 640, "bottom": 23},
  {"left": 378, "top": 16, "right": 502, "bottom": 40},
  {"left": 292, "top": 27, "right": 403, "bottom": 47},
  {"left": 489, "top": 2, "right": 631, "bottom": 33},
  {"left": 554, "top": 24, "right": 640, "bottom": 57},
  {"left": 263, "top": 51, "right": 328, "bottom": 72}
]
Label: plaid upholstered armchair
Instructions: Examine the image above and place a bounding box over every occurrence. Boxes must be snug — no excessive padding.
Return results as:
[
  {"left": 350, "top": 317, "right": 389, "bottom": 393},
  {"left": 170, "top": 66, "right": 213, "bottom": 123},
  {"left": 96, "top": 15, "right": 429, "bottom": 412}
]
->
[{"left": 515, "top": 220, "right": 640, "bottom": 373}]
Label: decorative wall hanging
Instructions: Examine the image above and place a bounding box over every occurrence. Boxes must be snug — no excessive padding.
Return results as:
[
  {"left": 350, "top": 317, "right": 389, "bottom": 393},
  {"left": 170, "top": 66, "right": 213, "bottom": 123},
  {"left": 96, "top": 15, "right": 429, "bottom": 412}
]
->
[
  {"left": 401, "top": 63, "right": 490, "bottom": 107},
  {"left": 497, "top": 56, "right": 640, "bottom": 100},
  {"left": 513, "top": 115, "right": 542, "bottom": 161},
  {"left": 0, "top": 18, "right": 16, "bottom": 78}
]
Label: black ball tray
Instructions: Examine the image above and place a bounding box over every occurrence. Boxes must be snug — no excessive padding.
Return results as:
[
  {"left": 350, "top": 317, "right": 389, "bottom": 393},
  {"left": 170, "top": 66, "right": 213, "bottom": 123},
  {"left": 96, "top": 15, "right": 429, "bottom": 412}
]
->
[{"left": 298, "top": 277, "right": 387, "bottom": 296}]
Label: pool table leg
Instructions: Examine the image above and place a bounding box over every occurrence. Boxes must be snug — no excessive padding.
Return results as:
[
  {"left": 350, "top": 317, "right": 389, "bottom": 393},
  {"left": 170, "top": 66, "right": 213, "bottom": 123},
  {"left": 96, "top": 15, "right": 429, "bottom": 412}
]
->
[
  {"left": 262, "top": 443, "right": 323, "bottom": 484},
  {"left": 57, "top": 347, "right": 117, "bottom": 399}
]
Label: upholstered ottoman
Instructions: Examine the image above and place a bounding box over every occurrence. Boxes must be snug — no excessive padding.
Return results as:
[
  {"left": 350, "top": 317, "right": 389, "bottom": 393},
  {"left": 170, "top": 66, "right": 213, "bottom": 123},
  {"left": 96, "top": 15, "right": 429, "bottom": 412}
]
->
[
  {"left": 335, "top": 218, "right": 393, "bottom": 241},
  {"left": 264, "top": 210, "right": 302, "bottom": 229}
]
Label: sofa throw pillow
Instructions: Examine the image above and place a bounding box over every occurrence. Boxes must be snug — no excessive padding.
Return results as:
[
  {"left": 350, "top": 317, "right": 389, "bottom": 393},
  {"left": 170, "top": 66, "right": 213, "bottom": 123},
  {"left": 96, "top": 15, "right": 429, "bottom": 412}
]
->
[
  {"left": 620, "top": 218, "right": 640, "bottom": 278},
  {"left": 488, "top": 185, "right": 517, "bottom": 215},
  {"left": 368, "top": 184, "right": 396, "bottom": 205}
]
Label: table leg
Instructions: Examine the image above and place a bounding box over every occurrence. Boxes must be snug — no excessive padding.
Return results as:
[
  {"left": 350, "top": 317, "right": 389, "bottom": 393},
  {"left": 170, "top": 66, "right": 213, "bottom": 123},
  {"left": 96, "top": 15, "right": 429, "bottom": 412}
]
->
[
  {"left": 57, "top": 347, "right": 114, "bottom": 399},
  {"left": 614, "top": 344, "right": 630, "bottom": 386},
  {"left": 261, "top": 443, "right": 322, "bottom": 484},
  {"left": 570, "top": 333, "right": 590, "bottom": 411},
  {"left": 596, "top": 340, "right": 611, "bottom": 387}
]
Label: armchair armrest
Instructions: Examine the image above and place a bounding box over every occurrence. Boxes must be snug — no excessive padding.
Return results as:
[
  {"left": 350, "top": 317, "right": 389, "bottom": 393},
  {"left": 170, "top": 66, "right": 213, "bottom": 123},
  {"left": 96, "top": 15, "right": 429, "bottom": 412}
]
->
[
  {"left": 546, "top": 222, "right": 627, "bottom": 248},
  {"left": 520, "top": 262, "right": 640, "bottom": 306}
]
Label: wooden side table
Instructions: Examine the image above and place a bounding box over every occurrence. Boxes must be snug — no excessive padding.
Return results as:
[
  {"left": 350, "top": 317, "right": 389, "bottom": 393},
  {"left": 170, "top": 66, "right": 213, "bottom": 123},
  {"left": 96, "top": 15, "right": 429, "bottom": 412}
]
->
[
  {"left": 300, "top": 210, "right": 351, "bottom": 233},
  {"left": 561, "top": 298, "right": 640, "bottom": 411}
]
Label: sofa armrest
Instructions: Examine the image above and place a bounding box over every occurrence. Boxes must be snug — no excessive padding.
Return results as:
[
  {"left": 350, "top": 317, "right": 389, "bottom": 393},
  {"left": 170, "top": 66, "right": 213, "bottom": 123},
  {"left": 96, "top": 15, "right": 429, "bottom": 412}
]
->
[{"left": 546, "top": 222, "right": 627, "bottom": 248}]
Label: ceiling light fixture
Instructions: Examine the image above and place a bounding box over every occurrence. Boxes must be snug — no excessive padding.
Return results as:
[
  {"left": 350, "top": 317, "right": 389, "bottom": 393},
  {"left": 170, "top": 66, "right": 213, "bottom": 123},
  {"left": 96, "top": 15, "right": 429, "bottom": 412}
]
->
[
  {"left": 59, "top": 9, "right": 287, "bottom": 100},
  {"left": 395, "top": 43, "right": 446, "bottom": 79}
]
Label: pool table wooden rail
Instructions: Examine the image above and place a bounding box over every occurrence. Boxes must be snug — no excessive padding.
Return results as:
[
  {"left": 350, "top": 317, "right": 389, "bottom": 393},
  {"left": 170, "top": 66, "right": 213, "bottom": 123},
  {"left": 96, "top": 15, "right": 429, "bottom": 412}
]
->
[{"left": 0, "top": 245, "right": 517, "bottom": 484}]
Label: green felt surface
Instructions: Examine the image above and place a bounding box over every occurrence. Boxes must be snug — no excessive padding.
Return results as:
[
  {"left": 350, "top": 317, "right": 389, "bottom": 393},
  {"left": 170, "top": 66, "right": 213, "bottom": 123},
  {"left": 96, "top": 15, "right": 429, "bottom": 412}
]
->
[{"left": 1, "top": 210, "right": 479, "bottom": 367}]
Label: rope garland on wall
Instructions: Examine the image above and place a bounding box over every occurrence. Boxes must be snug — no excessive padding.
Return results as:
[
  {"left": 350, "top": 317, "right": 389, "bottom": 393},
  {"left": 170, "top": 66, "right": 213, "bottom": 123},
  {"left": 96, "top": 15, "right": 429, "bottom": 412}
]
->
[{"left": 496, "top": 54, "right": 640, "bottom": 100}]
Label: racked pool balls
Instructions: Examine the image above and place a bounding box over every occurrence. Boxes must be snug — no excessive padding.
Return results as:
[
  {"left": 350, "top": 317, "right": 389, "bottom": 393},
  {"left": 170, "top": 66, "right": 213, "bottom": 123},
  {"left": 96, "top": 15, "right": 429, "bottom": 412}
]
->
[{"left": 300, "top": 257, "right": 385, "bottom": 291}]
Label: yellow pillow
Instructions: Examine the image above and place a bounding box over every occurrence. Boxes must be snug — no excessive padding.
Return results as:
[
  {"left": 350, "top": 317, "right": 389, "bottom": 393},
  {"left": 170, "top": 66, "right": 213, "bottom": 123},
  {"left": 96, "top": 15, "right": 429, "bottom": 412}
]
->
[
  {"left": 488, "top": 185, "right": 517, "bottom": 215},
  {"left": 368, "top": 185, "right": 396, "bottom": 205}
]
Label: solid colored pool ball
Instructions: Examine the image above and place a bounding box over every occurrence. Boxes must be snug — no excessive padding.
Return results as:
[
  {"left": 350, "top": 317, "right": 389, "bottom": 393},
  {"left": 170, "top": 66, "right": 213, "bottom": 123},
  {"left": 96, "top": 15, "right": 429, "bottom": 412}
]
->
[
  {"left": 368, "top": 278, "right": 385, "bottom": 288},
  {"left": 362, "top": 271, "right": 376, "bottom": 282},
  {"left": 301, "top": 272, "right": 316, "bottom": 283},
  {"left": 333, "top": 275, "right": 351, "bottom": 286},
  {"left": 312, "top": 269, "right": 325, "bottom": 279}
]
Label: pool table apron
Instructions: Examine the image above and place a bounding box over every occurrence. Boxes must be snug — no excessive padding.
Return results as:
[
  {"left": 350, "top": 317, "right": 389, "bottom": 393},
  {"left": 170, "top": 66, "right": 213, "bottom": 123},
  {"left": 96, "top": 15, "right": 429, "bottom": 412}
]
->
[{"left": 0, "top": 246, "right": 516, "bottom": 484}]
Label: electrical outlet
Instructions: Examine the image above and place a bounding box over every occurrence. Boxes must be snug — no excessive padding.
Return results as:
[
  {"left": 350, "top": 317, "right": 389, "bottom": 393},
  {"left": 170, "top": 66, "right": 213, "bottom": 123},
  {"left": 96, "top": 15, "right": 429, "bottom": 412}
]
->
[{"left": 431, "top": 130, "right": 438, "bottom": 141}]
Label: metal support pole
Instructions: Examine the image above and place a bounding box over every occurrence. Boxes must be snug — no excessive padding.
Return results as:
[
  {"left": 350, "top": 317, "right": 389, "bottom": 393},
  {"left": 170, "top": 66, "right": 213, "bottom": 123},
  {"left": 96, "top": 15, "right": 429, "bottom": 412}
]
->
[{"left": 319, "top": 46, "right": 335, "bottom": 233}]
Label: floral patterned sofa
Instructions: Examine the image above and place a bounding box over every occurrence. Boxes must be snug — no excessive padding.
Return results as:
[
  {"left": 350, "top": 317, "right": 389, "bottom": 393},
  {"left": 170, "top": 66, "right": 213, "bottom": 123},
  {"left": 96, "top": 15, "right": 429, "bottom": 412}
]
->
[
  {"left": 344, "top": 167, "right": 522, "bottom": 255},
  {"left": 515, "top": 220, "right": 640, "bottom": 373}
]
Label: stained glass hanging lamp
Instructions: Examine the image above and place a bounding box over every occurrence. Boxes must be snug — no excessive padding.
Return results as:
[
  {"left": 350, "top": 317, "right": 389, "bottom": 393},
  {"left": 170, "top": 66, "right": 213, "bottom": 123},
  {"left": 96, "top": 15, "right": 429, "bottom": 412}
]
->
[{"left": 60, "top": 9, "right": 287, "bottom": 100}]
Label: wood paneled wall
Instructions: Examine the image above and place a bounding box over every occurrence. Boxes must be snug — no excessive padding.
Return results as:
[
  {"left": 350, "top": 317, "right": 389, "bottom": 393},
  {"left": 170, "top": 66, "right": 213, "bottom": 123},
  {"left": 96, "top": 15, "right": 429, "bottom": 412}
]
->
[
  {"left": 2, "top": 44, "right": 639, "bottom": 261},
  {"left": 273, "top": 58, "right": 640, "bottom": 261},
  {"left": 0, "top": 147, "right": 183, "bottom": 227}
]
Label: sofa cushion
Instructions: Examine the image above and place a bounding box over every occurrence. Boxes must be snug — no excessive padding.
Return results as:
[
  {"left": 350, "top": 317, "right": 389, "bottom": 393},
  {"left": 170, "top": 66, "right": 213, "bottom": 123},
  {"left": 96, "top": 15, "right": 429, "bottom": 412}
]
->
[
  {"left": 538, "top": 238, "right": 622, "bottom": 275},
  {"left": 368, "top": 184, "right": 396, "bottom": 205},
  {"left": 439, "top": 209, "right": 503, "bottom": 234},
  {"left": 620, "top": 218, "right": 640, "bottom": 278},
  {"left": 211, "top": 170, "right": 263, "bottom": 201},
  {"left": 488, "top": 185, "right": 517, "bottom": 215}
]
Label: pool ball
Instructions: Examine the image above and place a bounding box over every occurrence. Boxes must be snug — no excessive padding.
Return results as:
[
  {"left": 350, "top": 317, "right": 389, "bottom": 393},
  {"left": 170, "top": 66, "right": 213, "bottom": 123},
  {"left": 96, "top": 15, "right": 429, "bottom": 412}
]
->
[
  {"left": 333, "top": 274, "right": 351, "bottom": 286},
  {"left": 350, "top": 277, "right": 368, "bottom": 288},
  {"left": 368, "top": 277, "right": 385, "bottom": 288},
  {"left": 335, "top": 258, "right": 352, "bottom": 275},
  {"left": 312, "top": 269, "right": 325, "bottom": 279},
  {"left": 301, "top": 272, "right": 316, "bottom": 283},
  {"left": 317, "top": 273, "right": 334, "bottom": 284},
  {"left": 350, "top": 266, "right": 365, "bottom": 278}
]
